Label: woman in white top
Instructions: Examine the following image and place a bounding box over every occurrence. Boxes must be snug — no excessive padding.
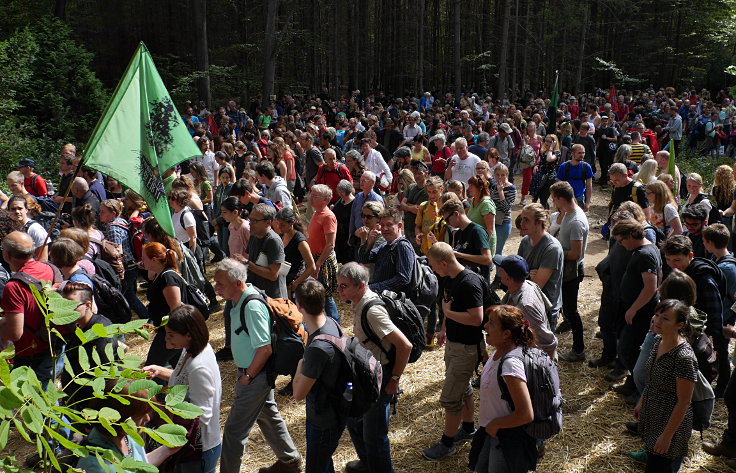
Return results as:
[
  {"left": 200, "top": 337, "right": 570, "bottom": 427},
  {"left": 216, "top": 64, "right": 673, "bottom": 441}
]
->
[
  {"left": 144, "top": 304, "right": 222, "bottom": 473},
  {"left": 169, "top": 188, "right": 198, "bottom": 255},
  {"left": 475, "top": 305, "right": 536, "bottom": 473},
  {"left": 646, "top": 180, "right": 682, "bottom": 237},
  {"left": 7, "top": 195, "right": 48, "bottom": 261}
]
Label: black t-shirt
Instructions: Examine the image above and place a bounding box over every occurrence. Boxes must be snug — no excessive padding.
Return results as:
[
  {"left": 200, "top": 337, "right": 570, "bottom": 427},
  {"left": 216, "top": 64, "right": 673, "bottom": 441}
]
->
[
  {"left": 454, "top": 222, "right": 491, "bottom": 280},
  {"left": 620, "top": 243, "right": 660, "bottom": 310},
  {"left": 301, "top": 317, "right": 345, "bottom": 428},
  {"left": 147, "top": 270, "right": 186, "bottom": 325},
  {"left": 444, "top": 269, "right": 485, "bottom": 345},
  {"left": 611, "top": 181, "right": 649, "bottom": 214},
  {"left": 283, "top": 231, "right": 307, "bottom": 285}
]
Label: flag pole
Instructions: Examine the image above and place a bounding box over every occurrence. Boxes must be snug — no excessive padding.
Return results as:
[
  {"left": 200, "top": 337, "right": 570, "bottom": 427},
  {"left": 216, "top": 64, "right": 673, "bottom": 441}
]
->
[{"left": 36, "top": 159, "right": 85, "bottom": 259}]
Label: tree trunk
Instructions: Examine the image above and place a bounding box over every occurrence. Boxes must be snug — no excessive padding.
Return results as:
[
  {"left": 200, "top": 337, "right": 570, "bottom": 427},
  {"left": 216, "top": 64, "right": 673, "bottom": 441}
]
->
[
  {"left": 262, "top": 0, "right": 279, "bottom": 105},
  {"left": 193, "top": 0, "right": 211, "bottom": 107},
  {"left": 54, "top": 0, "right": 66, "bottom": 20},
  {"left": 496, "top": 0, "right": 511, "bottom": 99},
  {"left": 418, "top": 0, "right": 425, "bottom": 93},
  {"left": 521, "top": 0, "right": 531, "bottom": 95},
  {"left": 510, "top": 0, "right": 519, "bottom": 100},
  {"left": 454, "top": 0, "right": 462, "bottom": 101},
  {"left": 575, "top": 4, "right": 589, "bottom": 95}
]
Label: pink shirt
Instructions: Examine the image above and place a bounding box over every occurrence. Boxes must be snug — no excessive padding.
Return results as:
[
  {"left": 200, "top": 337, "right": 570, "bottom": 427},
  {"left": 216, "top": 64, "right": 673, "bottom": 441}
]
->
[
  {"left": 228, "top": 220, "right": 251, "bottom": 257},
  {"left": 307, "top": 208, "right": 337, "bottom": 255},
  {"left": 478, "top": 347, "right": 526, "bottom": 427}
]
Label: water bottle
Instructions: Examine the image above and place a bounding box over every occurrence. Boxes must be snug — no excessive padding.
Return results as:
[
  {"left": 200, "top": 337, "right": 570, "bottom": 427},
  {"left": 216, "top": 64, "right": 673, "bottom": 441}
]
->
[{"left": 344, "top": 382, "right": 353, "bottom": 404}]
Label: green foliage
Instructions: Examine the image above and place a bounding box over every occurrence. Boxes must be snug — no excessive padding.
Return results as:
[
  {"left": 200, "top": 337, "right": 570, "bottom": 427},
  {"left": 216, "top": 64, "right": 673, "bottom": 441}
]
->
[
  {"left": 675, "top": 148, "right": 732, "bottom": 190},
  {"left": 0, "top": 16, "right": 107, "bottom": 181},
  {"left": 0, "top": 283, "right": 202, "bottom": 472}
]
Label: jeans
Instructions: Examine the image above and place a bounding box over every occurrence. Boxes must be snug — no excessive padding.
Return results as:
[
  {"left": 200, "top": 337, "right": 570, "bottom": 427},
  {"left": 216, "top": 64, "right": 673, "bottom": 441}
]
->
[
  {"left": 633, "top": 331, "right": 656, "bottom": 394},
  {"left": 223, "top": 300, "right": 233, "bottom": 346},
  {"left": 575, "top": 194, "right": 586, "bottom": 208},
  {"left": 494, "top": 223, "right": 511, "bottom": 256},
  {"left": 474, "top": 434, "right": 509, "bottom": 473},
  {"left": 216, "top": 219, "right": 230, "bottom": 257},
  {"left": 645, "top": 452, "right": 683, "bottom": 472},
  {"left": 561, "top": 270, "right": 585, "bottom": 352},
  {"left": 220, "top": 373, "right": 300, "bottom": 473},
  {"left": 346, "top": 392, "right": 394, "bottom": 473},
  {"left": 305, "top": 419, "right": 346, "bottom": 473},
  {"left": 324, "top": 297, "right": 340, "bottom": 324},
  {"left": 617, "top": 304, "right": 655, "bottom": 374},
  {"left": 123, "top": 268, "right": 148, "bottom": 320},
  {"left": 174, "top": 443, "right": 222, "bottom": 473}
]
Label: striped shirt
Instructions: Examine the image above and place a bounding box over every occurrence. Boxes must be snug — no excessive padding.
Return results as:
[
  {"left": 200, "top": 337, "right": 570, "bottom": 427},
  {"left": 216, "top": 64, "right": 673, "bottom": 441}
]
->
[{"left": 629, "top": 143, "right": 652, "bottom": 164}]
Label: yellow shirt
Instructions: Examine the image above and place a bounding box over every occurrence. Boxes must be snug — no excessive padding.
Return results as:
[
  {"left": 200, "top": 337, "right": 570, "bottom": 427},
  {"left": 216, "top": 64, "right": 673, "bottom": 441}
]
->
[{"left": 415, "top": 200, "right": 441, "bottom": 254}]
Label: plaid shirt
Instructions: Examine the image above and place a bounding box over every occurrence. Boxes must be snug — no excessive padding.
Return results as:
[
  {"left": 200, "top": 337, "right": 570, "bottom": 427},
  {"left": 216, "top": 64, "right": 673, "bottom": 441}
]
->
[
  {"left": 687, "top": 266, "right": 723, "bottom": 336},
  {"left": 104, "top": 217, "right": 134, "bottom": 265}
]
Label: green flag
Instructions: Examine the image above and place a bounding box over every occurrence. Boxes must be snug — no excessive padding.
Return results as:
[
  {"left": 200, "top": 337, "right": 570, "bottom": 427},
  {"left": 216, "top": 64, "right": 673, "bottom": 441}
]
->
[
  {"left": 667, "top": 137, "right": 677, "bottom": 196},
  {"left": 83, "top": 42, "right": 200, "bottom": 236}
]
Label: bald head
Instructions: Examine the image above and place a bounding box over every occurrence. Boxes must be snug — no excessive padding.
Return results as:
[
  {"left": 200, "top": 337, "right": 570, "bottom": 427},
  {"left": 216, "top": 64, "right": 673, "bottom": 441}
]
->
[
  {"left": 2, "top": 231, "right": 35, "bottom": 266},
  {"left": 72, "top": 177, "right": 89, "bottom": 198}
]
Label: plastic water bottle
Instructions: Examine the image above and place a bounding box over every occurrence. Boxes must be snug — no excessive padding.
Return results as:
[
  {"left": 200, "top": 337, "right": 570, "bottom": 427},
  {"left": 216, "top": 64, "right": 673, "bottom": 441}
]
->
[{"left": 344, "top": 382, "right": 353, "bottom": 403}]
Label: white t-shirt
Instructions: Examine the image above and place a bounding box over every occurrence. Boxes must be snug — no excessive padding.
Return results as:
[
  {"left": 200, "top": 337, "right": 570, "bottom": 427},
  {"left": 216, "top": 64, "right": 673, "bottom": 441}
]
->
[
  {"left": 168, "top": 345, "right": 222, "bottom": 451},
  {"left": 172, "top": 207, "right": 196, "bottom": 244},
  {"left": 24, "top": 221, "right": 48, "bottom": 250},
  {"left": 478, "top": 346, "right": 526, "bottom": 427},
  {"left": 191, "top": 151, "right": 219, "bottom": 184},
  {"left": 448, "top": 153, "right": 481, "bottom": 187}
]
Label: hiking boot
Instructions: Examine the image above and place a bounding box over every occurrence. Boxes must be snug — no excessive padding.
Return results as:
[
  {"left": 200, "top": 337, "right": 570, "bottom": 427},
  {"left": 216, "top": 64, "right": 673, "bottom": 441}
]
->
[
  {"left": 345, "top": 460, "right": 369, "bottom": 473},
  {"left": 627, "top": 449, "right": 647, "bottom": 463},
  {"left": 258, "top": 456, "right": 302, "bottom": 473},
  {"left": 453, "top": 428, "right": 475, "bottom": 444},
  {"left": 215, "top": 346, "right": 233, "bottom": 362},
  {"left": 426, "top": 333, "right": 436, "bottom": 348},
  {"left": 703, "top": 441, "right": 736, "bottom": 458},
  {"left": 554, "top": 320, "right": 571, "bottom": 334},
  {"left": 559, "top": 349, "right": 586, "bottom": 362},
  {"left": 588, "top": 357, "right": 616, "bottom": 369},
  {"left": 422, "top": 441, "right": 457, "bottom": 461},
  {"left": 604, "top": 368, "right": 628, "bottom": 382},
  {"left": 625, "top": 421, "right": 639, "bottom": 435}
]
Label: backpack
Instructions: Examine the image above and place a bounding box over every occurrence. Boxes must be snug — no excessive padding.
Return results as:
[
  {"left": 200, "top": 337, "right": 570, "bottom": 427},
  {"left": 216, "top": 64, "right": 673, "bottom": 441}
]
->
[
  {"left": 360, "top": 290, "right": 425, "bottom": 365},
  {"left": 692, "top": 194, "right": 722, "bottom": 226},
  {"left": 89, "top": 235, "right": 125, "bottom": 280},
  {"left": 688, "top": 257, "right": 729, "bottom": 306},
  {"left": 388, "top": 237, "right": 439, "bottom": 315},
  {"left": 689, "top": 307, "right": 718, "bottom": 382},
  {"left": 160, "top": 269, "right": 211, "bottom": 320},
  {"left": 29, "top": 174, "right": 53, "bottom": 197},
  {"left": 236, "top": 289, "right": 307, "bottom": 376},
  {"left": 519, "top": 144, "right": 537, "bottom": 169},
  {"left": 498, "top": 346, "right": 563, "bottom": 440},
  {"left": 180, "top": 208, "right": 211, "bottom": 247},
  {"left": 23, "top": 212, "right": 61, "bottom": 242},
  {"left": 9, "top": 264, "right": 66, "bottom": 351},
  {"left": 643, "top": 222, "right": 666, "bottom": 247},
  {"left": 127, "top": 216, "right": 145, "bottom": 264},
  {"left": 73, "top": 267, "right": 132, "bottom": 325},
  {"left": 313, "top": 327, "right": 384, "bottom": 418}
]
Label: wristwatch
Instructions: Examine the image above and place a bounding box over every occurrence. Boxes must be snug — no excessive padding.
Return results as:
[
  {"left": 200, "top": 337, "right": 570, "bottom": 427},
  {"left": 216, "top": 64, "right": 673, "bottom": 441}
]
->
[{"left": 245, "top": 372, "right": 254, "bottom": 382}]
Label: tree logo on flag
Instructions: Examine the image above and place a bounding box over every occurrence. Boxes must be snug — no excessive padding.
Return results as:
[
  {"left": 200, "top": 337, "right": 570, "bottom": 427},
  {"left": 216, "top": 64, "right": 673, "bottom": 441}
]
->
[{"left": 138, "top": 96, "right": 180, "bottom": 202}]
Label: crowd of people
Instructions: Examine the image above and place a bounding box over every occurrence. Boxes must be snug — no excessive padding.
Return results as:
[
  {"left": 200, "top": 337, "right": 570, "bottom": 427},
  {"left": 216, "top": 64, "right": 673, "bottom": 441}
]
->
[{"left": 4, "top": 85, "right": 736, "bottom": 473}]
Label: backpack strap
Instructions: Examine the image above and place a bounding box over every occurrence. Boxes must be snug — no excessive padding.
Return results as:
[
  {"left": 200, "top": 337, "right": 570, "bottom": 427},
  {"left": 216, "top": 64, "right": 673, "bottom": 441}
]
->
[
  {"left": 235, "top": 291, "right": 270, "bottom": 336},
  {"left": 496, "top": 350, "right": 526, "bottom": 409},
  {"left": 22, "top": 220, "right": 33, "bottom": 233},
  {"left": 630, "top": 181, "right": 642, "bottom": 204},
  {"left": 360, "top": 298, "right": 390, "bottom": 358}
]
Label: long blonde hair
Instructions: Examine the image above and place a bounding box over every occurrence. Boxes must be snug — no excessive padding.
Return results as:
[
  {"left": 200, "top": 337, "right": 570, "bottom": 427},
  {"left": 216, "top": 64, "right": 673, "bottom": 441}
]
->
[
  {"left": 714, "top": 164, "right": 736, "bottom": 204},
  {"left": 647, "top": 180, "right": 676, "bottom": 213}
]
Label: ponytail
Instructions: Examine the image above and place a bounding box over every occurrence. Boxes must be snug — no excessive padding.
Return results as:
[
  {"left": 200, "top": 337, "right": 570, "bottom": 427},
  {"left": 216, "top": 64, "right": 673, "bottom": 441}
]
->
[
  {"left": 492, "top": 305, "right": 537, "bottom": 348},
  {"left": 164, "top": 248, "right": 178, "bottom": 269}
]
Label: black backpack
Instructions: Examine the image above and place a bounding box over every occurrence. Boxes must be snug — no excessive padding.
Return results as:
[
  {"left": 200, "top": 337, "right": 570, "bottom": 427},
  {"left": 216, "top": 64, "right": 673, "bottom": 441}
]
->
[
  {"left": 313, "top": 324, "right": 384, "bottom": 418},
  {"left": 361, "top": 290, "right": 425, "bottom": 365},
  {"left": 691, "top": 194, "right": 722, "bottom": 226},
  {"left": 643, "top": 222, "right": 666, "bottom": 248},
  {"left": 388, "top": 237, "right": 439, "bottom": 316},
  {"left": 688, "top": 257, "right": 729, "bottom": 305},
  {"left": 498, "top": 346, "right": 563, "bottom": 440},
  {"left": 72, "top": 267, "right": 131, "bottom": 325},
  {"left": 562, "top": 160, "right": 593, "bottom": 181},
  {"left": 180, "top": 208, "right": 211, "bottom": 247},
  {"left": 160, "top": 269, "right": 211, "bottom": 320},
  {"left": 23, "top": 212, "right": 61, "bottom": 242}
]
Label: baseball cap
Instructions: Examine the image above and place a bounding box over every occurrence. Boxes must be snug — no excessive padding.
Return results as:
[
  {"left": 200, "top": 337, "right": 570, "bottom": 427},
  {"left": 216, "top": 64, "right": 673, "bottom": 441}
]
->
[
  {"left": 16, "top": 158, "right": 35, "bottom": 168},
  {"left": 499, "top": 123, "right": 513, "bottom": 134},
  {"left": 492, "top": 254, "right": 529, "bottom": 280},
  {"left": 393, "top": 146, "right": 411, "bottom": 158}
]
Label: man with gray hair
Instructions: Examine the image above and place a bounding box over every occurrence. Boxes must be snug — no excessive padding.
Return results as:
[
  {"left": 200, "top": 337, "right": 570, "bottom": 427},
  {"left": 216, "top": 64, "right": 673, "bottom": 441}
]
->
[
  {"left": 337, "top": 262, "right": 412, "bottom": 473},
  {"left": 215, "top": 258, "right": 302, "bottom": 473},
  {"left": 444, "top": 137, "right": 481, "bottom": 187},
  {"left": 468, "top": 132, "right": 489, "bottom": 159},
  {"left": 243, "top": 203, "right": 288, "bottom": 298},
  {"left": 71, "top": 176, "right": 100, "bottom": 215},
  {"left": 0, "top": 232, "right": 61, "bottom": 387}
]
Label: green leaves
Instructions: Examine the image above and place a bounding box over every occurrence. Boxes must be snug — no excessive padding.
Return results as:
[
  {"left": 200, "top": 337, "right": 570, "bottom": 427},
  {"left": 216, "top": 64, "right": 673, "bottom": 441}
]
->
[{"left": 140, "top": 423, "right": 188, "bottom": 447}]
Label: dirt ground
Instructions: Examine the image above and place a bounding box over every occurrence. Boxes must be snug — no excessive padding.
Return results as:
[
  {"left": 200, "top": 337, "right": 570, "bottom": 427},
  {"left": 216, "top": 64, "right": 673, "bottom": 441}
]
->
[{"left": 5, "top": 178, "right": 736, "bottom": 472}]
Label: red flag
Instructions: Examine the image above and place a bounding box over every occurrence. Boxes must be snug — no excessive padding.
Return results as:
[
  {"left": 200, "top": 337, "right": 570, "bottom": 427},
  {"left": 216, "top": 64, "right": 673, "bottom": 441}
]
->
[
  {"left": 608, "top": 85, "right": 617, "bottom": 104},
  {"left": 207, "top": 114, "right": 219, "bottom": 137}
]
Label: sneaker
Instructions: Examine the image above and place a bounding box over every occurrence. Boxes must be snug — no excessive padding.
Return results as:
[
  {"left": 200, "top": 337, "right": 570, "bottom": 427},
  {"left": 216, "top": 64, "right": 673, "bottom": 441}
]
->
[
  {"left": 215, "top": 346, "right": 233, "bottom": 362},
  {"left": 604, "top": 368, "right": 628, "bottom": 382},
  {"left": 453, "top": 428, "right": 475, "bottom": 444},
  {"left": 426, "top": 333, "right": 436, "bottom": 348},
  {"left": 588, "top": 357, "right": 616, "bottom": 369},
  {"left": 257, "top": 457, "right": 302, "bottom": 473},
  {"left": 559, "top": 349, "right": 586, "bottom": 362},
  {"left": 519, "top": 199, "right": 528, "bottom": 206},
  {"left": 422, "top": 441, "right": 457, "bottom": 461},
  {"left": 627, "top": 449, "right": 647, "bottom": 463},
  {"left": 554, "top": 320, "right": 571, "bottom": 334},
  {"left": 703, "top": 441, "right": 736, "bottom": 458},
  {"left": 345, "top": 460, "right": 370, "bottom": 473}
]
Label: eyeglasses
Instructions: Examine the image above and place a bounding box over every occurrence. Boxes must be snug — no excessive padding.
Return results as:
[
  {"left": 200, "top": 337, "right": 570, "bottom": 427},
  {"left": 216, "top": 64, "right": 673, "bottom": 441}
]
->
[
  {"left": 361, "top": 214, "right": 378, "bottom": 219},
  {"left": 683, "top": 221, "right": 702, "bottom": 228}
]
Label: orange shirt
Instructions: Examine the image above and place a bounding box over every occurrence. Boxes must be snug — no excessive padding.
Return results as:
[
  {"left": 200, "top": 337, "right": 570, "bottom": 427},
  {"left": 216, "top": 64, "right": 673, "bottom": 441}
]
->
[{"left": 307, "top": 207, "right": 337, "bottom": 255}]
